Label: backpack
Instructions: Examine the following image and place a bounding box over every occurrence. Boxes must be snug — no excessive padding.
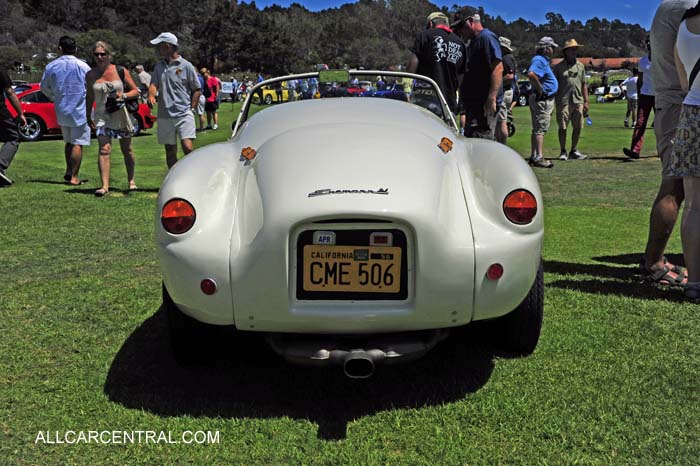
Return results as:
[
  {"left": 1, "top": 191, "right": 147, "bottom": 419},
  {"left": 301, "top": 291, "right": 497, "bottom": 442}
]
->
[{"left": 201, "top": 76, "right": 212, "bottom": 98}]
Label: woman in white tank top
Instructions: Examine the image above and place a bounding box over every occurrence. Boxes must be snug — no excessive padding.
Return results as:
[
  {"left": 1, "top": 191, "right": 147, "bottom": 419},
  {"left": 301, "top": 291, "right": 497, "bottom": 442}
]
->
[
  {"left": 85, "top": 41, "right": 140, "bottom": 196},
  {"left": 666, "top": 4, "right": 700, "bottom": 302}
]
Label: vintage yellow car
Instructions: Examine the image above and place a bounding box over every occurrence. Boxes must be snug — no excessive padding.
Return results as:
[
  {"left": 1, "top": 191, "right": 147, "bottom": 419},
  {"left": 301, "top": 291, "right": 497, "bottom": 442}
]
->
[{"left": 251, "top": 83, "right": 290, "bottom": 105}]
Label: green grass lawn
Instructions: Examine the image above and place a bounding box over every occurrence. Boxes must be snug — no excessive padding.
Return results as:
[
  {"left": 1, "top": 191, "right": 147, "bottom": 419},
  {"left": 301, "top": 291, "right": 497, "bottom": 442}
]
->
[{"left": 1, "top": 100, "right": 698, "bottom": 465}]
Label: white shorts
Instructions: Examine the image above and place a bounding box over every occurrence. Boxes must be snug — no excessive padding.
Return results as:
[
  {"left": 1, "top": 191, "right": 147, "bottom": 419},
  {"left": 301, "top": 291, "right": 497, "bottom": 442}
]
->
[
  {"left": 157, "top": 113, "right": 196, "bottom": 146},
  {"left": 61, "top": 124, "right": 91, "bottom": 145},
  {"left": 196, "top": 95, "right": 205, "bottom": 116}
]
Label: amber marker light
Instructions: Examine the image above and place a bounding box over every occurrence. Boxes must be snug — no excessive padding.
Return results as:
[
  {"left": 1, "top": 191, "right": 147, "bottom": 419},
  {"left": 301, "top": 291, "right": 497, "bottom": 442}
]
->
[
  {"left": 503, "top": 189, "right": 537, "bottom": 225},
  {"left": 161, "top": 199, "right": 196, "bottom": 234}
]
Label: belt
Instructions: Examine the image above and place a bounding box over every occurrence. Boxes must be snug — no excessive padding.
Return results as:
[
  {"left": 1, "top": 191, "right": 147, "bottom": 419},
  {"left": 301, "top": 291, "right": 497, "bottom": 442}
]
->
[{"left": 536, "top": 93, "right": 553, "bottom": 101}]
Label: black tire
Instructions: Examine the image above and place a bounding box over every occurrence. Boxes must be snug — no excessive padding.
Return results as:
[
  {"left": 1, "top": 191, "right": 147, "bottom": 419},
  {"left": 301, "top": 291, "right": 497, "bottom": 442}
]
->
[
  {"left": 18, "top": 114, "right": 45, "bottom": 141},
  {"left": 130, "top": 113, "right": 142, "bottom": 136},
  {"left": 163, "top": 283, "right": 212, "bottom": 365},
  {"left": 491, "top": 260, "right": 543, "bottom": 355},
  {"left": 264, "top": 94, "right": 273, "bottom": 105},
  {"left": 252, "top": 95, "right": 261, "bottom": 105},
  {"left": 518, "top": 95, "right": 528, "bottom": 107}
]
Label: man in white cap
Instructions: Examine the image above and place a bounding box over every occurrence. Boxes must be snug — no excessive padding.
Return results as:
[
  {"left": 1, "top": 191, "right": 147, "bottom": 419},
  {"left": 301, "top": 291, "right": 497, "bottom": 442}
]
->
[
  {"left": 527, "top": 36, "right": 559, "bottom": 168},
  {"left": 553, "top": 39, "right": 589, "bottom": 161},
  {"left": 148, "top": 32, "right": 201, "bottom": 168}
]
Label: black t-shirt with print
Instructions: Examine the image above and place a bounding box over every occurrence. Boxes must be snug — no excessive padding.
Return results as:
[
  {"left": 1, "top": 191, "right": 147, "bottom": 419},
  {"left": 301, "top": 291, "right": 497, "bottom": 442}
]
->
[
  {"left": 0, "top": 69, "right": 11, "bottom": 110},
  {"left": 411, "top": 27, "right": 466, "bottom": 112}
]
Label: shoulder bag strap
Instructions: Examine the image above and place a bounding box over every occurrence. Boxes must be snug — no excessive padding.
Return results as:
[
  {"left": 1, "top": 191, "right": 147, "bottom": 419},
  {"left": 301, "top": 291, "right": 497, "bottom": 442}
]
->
[{"left": 688, "top": 55, "right": 700, "bottom": 90}]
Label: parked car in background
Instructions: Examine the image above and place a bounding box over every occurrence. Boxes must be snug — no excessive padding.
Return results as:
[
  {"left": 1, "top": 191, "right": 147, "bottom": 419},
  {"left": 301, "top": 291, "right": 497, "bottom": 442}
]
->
[
  {"left": 251, "top": 83, "right": 290, "bottom": 105},
  {"left": 594, "top": 79, "right": 627, "bottom": 102},
  {"left": 361, "top": 82, "right": 408, "bottom": 102},
  {"left": 516, "top": 80, "right": 534, "bottom": 107},
  {"left": 5, "top": 83, "right": 156, "bottom": 141}
]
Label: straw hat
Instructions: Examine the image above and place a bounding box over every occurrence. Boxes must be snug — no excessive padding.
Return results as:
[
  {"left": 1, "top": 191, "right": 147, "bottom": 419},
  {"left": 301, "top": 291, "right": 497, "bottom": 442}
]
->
[{"left": 563, "top": 39, "right": 583, "bottom": 50}]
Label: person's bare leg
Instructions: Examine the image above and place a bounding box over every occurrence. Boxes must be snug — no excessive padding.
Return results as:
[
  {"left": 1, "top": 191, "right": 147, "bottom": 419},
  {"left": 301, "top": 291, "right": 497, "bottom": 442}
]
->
[
  {"left": 571, "top": 126, "right": 581, "bottom": 152},
  {"left": 97, "top": 136, "right": 111, "bottom": 192},
  {"left": 530, "top": 132, "right": 538, "bottom": 157},
  {"left": 682, "top": 177, "right": 700, "bottom": 283},
  {"left": 119, "top": 137, "right": 136, "bottom": 189},
  {"left": 165, "top": 144, "right": 178, "bottom": 168},
  {"left": 64, "top": 143, "right": 72, "bottom": 179},
  {"left": 199, "top": 114, "right": 205, "bottom": 130},
  {"left": 69, "top": 144, "right": 83, "bottom": 184},
  {"left": 495, "top": 120, "right": 507, "bottom": 144},
  {"left": 643, "top": 178, "right": 685, "bottom": 271},
  {"left": 558, "top": 128, "right": 567, "bottom": 153},
  {"left": 535, "top": 133, "right": 545, "bottom": 157},
  {"left": 181, "top": 138, "right": 194, "bottom": 155},
  {"left": 213, "top": 111, "right": 219, "bottom": 127}
]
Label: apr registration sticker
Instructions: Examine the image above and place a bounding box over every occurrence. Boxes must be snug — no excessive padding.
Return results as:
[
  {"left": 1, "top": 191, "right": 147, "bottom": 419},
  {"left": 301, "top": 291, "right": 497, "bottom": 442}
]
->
[{"left": 313, "top": 231, "right": 336, "bottom": 245}]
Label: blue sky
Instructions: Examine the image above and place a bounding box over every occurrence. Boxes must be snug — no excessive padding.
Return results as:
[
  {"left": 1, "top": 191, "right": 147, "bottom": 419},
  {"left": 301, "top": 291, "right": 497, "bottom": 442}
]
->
[{"left": 243, "top": 1, "right": 658, "bottom": 29}]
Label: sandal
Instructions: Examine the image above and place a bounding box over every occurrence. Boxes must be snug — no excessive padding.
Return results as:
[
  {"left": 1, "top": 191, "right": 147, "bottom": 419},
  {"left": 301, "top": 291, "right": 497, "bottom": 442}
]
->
[
  {"left": 94, "top": 188, "right": 109, "bottom": 197},
  {"left": 642, "top": 264, "right": 688, "bottom": 286},
  {"left": 686, "top": 282, "right": 700, "bottom": 303},
  {"left": 528, "top": 158, "right": 554, "bottom": 168}
]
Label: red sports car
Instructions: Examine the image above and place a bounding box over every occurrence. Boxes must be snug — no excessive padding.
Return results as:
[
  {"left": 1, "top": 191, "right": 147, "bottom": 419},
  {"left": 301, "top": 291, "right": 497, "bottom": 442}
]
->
[{"left": 6, "top": 83, "right": 157, "bottom": 141}]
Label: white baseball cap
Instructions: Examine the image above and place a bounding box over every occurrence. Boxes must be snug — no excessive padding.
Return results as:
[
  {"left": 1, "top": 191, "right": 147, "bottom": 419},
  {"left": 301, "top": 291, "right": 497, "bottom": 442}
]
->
[{"left": 150, "top": 32, "right": 178, "bottom": 46}]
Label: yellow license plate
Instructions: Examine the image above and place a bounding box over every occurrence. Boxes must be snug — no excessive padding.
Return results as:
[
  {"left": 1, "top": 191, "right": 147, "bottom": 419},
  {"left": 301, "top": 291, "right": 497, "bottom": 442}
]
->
[{"left": 302, "top": 245, "right": 402, "bottom": 293}]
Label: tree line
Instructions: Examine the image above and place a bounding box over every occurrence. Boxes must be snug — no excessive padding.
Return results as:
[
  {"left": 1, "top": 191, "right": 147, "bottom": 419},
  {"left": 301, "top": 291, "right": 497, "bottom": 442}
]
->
[{"left": 1, "top": 0, "right": 649, "bottom": 75}]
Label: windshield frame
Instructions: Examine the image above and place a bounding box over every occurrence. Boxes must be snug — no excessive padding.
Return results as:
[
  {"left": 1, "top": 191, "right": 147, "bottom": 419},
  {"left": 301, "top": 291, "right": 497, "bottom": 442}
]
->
[{"left": 231, "top": 70, "right": 458, "bottom": 137}]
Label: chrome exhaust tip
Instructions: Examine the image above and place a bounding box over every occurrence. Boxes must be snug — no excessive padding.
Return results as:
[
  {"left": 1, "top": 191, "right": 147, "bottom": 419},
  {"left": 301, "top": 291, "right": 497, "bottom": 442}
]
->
[{"left": 343, "top": 351, "right": 375, "bottom": 379}]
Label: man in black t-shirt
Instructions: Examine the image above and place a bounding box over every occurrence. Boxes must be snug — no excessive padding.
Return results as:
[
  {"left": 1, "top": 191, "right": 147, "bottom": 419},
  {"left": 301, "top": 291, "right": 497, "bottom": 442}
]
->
[
  {"left": 0, "top": 68, "right": 27, "bottom": 187},
  {"left": 407, "top": 11, "right": 466, "bottom": 115},
  {"left": 452, "top": 6, "right": 503, "bottom": 139}
]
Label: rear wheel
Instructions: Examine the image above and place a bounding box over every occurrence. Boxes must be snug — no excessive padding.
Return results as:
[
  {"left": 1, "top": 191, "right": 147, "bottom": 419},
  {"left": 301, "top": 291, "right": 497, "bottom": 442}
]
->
[
  {"left": 18, "top": 115, "right": 45, "bottom": 141},
  {"left": 491, "top": 261, "right": 543, "bottom": 355},
  {"left": 264, "top": 94, "right": 273, "bottom": 105},
  {"left": 163, "top": 284, "right": 212, "bottom": 365},
  {"left": 518, "top": 95, "right": 528, "bottom": 107}
]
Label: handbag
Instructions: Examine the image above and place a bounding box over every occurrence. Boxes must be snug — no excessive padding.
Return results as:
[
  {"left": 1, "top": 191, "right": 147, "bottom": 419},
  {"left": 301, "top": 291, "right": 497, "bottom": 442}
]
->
[{"left": 117, "top": 65, "right": 140, "bottom": 113}]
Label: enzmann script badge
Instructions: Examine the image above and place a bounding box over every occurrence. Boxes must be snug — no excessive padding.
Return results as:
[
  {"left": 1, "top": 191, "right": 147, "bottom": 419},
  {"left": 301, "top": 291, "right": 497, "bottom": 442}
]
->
[{"left": 308, "top": 188, "right": 389, "bottom": 198}]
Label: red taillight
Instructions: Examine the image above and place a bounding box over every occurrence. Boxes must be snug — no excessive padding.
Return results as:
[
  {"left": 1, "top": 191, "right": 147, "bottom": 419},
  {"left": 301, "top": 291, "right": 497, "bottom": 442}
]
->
[
  {"left": 487, "top": 263, "right": 504, "bottom": 280},
  {"left": 503, "top": 190, "right": 537, "bottom": 225},
  {"left": 161, "top": 199, "right": 196, "bottom": 234},
  {"left": 200, "top": 279, "right": 217, "bottom": 295}
]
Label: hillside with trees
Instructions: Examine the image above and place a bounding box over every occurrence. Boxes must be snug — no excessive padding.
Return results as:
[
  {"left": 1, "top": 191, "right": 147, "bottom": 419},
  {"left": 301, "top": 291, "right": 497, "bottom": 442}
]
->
[{"left": 0, "top": 0, "right": 649, "bottom": 74}]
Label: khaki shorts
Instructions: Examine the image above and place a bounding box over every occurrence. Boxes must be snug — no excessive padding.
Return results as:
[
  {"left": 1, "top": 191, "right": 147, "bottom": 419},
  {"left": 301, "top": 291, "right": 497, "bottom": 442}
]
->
[
  {"left": 655, "top": 103, "right": 683, "bottom": 178},
  {"left": 61, "top": 124, "right": 91, "bottom": 146},
  {"left": 496, "top": 89, "right": 513, "bottom": 122},
  {"left": 556, "top": 102, "right": 584, "bottom": 130},
  {"left": 529, "top": 94, "right": 555, "bottom": 135},
  {"left": 157, "top": 113, "right": 197, "bottom": 146}
]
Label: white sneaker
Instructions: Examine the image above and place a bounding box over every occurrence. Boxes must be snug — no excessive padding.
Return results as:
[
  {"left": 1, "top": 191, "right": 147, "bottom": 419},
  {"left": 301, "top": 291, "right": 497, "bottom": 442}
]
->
[
  {"left": 559, "top": 151, "right": 568, "bottom": 160},
  {"left": 212, "top": 124, "right": 218, "bottom": 130}
]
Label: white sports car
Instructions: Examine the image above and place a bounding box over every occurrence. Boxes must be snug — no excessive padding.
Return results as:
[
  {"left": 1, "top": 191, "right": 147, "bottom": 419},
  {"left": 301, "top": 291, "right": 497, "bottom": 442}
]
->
[{"left": 156, "top": 70, "right": 544, "bottom": 378}]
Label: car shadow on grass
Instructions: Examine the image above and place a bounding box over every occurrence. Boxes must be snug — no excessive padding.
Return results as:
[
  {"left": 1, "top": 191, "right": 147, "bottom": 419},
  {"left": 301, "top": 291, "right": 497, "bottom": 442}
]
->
[
  {"left": 545, "top": 253, "right": 687, "bottom": 303},
  {"left": 104, "top": 309, "right": 505, "bottom": 440}
]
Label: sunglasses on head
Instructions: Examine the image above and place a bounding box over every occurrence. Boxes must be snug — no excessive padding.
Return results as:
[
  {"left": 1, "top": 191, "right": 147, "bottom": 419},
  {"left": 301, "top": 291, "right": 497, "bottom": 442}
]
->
[{"left": 94, "top": 52, "right": 108, "bottom": 57}]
